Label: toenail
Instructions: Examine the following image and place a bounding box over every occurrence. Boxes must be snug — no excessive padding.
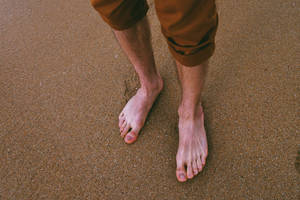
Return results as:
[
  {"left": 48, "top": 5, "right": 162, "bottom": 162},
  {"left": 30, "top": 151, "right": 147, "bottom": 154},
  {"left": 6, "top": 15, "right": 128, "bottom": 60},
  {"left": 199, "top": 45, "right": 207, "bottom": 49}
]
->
[
  {"left": 179, "top": 174, "right": 185, "bottom": 179},
  {"left": 126, "top": 135, "right": 133, "bottom": 141}
]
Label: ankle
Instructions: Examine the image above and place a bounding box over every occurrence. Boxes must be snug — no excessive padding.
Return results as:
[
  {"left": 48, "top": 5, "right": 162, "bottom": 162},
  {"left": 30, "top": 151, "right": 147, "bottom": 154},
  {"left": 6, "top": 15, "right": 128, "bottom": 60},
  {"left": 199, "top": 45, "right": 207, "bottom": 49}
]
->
[
  {"left": 178, "top": 101, "right": 203, "bottom": 120},
  {"left": 140, "top": 74, "right": 163, "bottom": 94}
]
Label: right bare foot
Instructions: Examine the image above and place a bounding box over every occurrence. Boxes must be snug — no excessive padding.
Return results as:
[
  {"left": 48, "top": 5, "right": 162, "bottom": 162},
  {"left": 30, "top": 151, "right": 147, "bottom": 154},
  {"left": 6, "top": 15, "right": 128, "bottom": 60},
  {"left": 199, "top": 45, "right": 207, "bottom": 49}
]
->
[
  {"left": 176, "top": 103, "right": 208, "bottom": 182},
  {"left": 119, "top": 75, "right": 163, "bottom": 144}
]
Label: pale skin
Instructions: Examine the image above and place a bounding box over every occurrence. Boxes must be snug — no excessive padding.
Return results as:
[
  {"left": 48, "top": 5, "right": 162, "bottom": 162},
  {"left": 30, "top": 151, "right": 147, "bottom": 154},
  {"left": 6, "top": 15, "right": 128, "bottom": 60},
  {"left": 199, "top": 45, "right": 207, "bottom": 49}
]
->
[{"left": 115, "top": 17, "right": 208, "bottom": 182}]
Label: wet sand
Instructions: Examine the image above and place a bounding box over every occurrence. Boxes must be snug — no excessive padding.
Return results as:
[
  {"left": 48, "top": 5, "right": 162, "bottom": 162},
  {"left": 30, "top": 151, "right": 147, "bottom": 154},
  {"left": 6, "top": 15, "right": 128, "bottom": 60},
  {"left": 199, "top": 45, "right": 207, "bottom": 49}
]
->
[{"left": 0, "top": 0, "right": 299, "bottom": 199}]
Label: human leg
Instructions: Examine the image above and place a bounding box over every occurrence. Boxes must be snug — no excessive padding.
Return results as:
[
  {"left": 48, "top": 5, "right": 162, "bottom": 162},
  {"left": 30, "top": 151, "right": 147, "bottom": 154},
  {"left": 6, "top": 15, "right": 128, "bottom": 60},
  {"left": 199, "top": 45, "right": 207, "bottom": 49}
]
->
[
  {"left": 114, "top": 18, "right": 163, "bottom": 144},
  {"left": 154, "top": 0, "right": 218, "bottom": 181},
  {"left": 91, "top": 0, "right": 163, "bottom": 144},
  {"left": 176, "top": 60, "right": 209, "bottom": 182}
]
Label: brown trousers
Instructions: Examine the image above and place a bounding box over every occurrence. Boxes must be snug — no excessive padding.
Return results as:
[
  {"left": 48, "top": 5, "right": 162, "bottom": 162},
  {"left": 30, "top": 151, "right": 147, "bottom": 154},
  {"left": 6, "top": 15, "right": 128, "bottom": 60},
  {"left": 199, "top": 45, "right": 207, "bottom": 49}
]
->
[{"left": 90, "top": 0, "right": 218, "bottom": 66}]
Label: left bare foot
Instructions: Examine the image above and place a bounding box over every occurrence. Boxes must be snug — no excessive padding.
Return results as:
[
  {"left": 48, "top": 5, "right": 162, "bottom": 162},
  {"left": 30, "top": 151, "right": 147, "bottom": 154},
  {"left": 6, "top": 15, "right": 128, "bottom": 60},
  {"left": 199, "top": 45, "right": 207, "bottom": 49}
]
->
[
  {"left": 119, "top": 75, "right": 163, "bottom": 144},
  {"left": 176, "top": 103, "right": 208, "bottom": 182}
]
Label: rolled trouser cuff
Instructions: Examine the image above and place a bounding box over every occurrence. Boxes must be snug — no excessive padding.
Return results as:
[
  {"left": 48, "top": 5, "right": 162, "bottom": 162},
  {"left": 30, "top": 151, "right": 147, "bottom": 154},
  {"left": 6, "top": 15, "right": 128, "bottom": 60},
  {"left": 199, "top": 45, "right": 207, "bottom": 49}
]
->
[
  {"left": 155, "top": 0, "right": 218, "bottom": 67},
  {"left": 164, "top": 13, "right": 218, "bottom": 67},
  {"left": 167, "top": 39, "right": 216, "bottom": 67},
  {"left": 91, "top": 0, "right": 149, "bottom": 31}
]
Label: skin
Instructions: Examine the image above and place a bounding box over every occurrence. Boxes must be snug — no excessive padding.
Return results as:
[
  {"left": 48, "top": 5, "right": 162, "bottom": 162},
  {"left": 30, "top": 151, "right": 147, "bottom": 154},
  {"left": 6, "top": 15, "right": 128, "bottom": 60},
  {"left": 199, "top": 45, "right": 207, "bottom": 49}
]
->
[
  {"left": 114, "top": 17, "right": 208, "bottom": 182},
  {"left": 176, "top": 60, "right": 208, "bottom": 181}
]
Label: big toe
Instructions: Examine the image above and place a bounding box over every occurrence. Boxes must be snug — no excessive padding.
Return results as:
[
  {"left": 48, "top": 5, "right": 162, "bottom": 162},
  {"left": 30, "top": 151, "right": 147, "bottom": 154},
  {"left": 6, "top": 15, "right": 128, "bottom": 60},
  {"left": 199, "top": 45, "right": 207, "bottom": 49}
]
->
[
  {"left": 124, "top": 131, "right": 138, "bottom": 144},
  {"left": 176, "top": 159, "right": 187, "bottom": 182},
  {"left": 176, "top": 167, "right": 187, "bottom": 182}
]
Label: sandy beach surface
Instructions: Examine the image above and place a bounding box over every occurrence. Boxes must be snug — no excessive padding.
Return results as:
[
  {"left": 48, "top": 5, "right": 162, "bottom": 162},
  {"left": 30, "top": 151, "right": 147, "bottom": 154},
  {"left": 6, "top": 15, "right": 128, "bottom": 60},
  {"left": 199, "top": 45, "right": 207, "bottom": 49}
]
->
[{"left": 1, "top": 0, "right": 299, "bottom": 199}]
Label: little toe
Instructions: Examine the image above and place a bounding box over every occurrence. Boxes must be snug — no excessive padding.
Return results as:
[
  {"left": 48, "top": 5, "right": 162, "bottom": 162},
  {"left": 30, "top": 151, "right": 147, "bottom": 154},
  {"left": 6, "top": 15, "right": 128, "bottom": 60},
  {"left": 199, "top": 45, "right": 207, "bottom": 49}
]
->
[
  {"left": 192, "top": 161, "right": 199, "bottom": 175},
  {"left": 119, "top": 112, "right": 125, "bottom": 120},
  {"left": 187, "top": 163, "right": 194, "bottom": 179},
  {"left": 176, "top": 163, "right": 187, "bottom": 182},
  {"left": 124, "top": 131, "right": 138, "bottom": 144},
  {"left": 201, "top": 153, "right": 207, "bottom": 166},
  {"left": 197, "top": 158, "right": 203, "bottom": 172},
  {"left": 120, "top": 124, "right": 131, "bottom": 138}
]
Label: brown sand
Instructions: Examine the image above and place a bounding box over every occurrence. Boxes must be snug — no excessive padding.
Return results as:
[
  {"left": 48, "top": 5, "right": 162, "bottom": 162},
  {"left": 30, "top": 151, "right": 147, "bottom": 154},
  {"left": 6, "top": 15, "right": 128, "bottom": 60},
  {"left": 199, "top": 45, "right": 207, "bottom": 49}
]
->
[{"left": 0, "top": 0, "right": 299, "bottom": 199}]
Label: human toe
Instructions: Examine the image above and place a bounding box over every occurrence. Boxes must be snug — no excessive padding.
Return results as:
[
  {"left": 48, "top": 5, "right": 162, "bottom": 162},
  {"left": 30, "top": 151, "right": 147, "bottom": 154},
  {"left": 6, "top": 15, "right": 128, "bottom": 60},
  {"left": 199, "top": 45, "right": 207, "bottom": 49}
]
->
[
  {"left": 120, "top": 124, "right": 131, "bottom": 138},
  {"left": 197, "top": 158, "right": 203, "bottom": 172},
  {"left": 176, "top": 166, "right": 187, "bottom": 182},
  {"left": 187, "top": 163, "right": 194, "bottom": 179},
  {"left": 192, "top": 161, "right": 199, "bottom": 175},
  {"left": 119, "top": 112, "right": 124, "bottom": 120},
  {"left": 124, "top": 131, "right": 138, "bottom": 144},
  {"left": 201, "top": 152, "right": 207, "bottom": 166},
  {"left": 119, "top": 117, "right": 125, "bottom": 128},
  {"left": 120, "top": 120, "right": 127, "bottom": 132}
]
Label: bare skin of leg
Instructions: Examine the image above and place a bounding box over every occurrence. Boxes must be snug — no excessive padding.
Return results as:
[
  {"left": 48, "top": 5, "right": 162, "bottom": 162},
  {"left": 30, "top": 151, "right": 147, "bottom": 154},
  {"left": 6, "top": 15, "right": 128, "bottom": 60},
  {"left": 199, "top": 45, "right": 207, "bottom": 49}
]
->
[
  {"left": 175, "top": 60, "right": 209, "bottom": 182},
  {"left": 113, "top": 15, "right": 208, "bottom": 181},
  {"left": 114, "top": 17, "right": 163, "bottom": 144}
]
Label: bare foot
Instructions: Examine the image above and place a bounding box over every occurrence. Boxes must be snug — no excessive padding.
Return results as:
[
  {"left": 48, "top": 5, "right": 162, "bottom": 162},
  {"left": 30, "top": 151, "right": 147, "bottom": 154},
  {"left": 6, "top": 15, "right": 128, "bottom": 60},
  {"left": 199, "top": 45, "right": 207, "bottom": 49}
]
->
[
  {"left": 176, "top": 103, "right": 208, "bottom": 182},
  {"left": 119, "top": 75, "right": 163, "bottom": 144}
]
